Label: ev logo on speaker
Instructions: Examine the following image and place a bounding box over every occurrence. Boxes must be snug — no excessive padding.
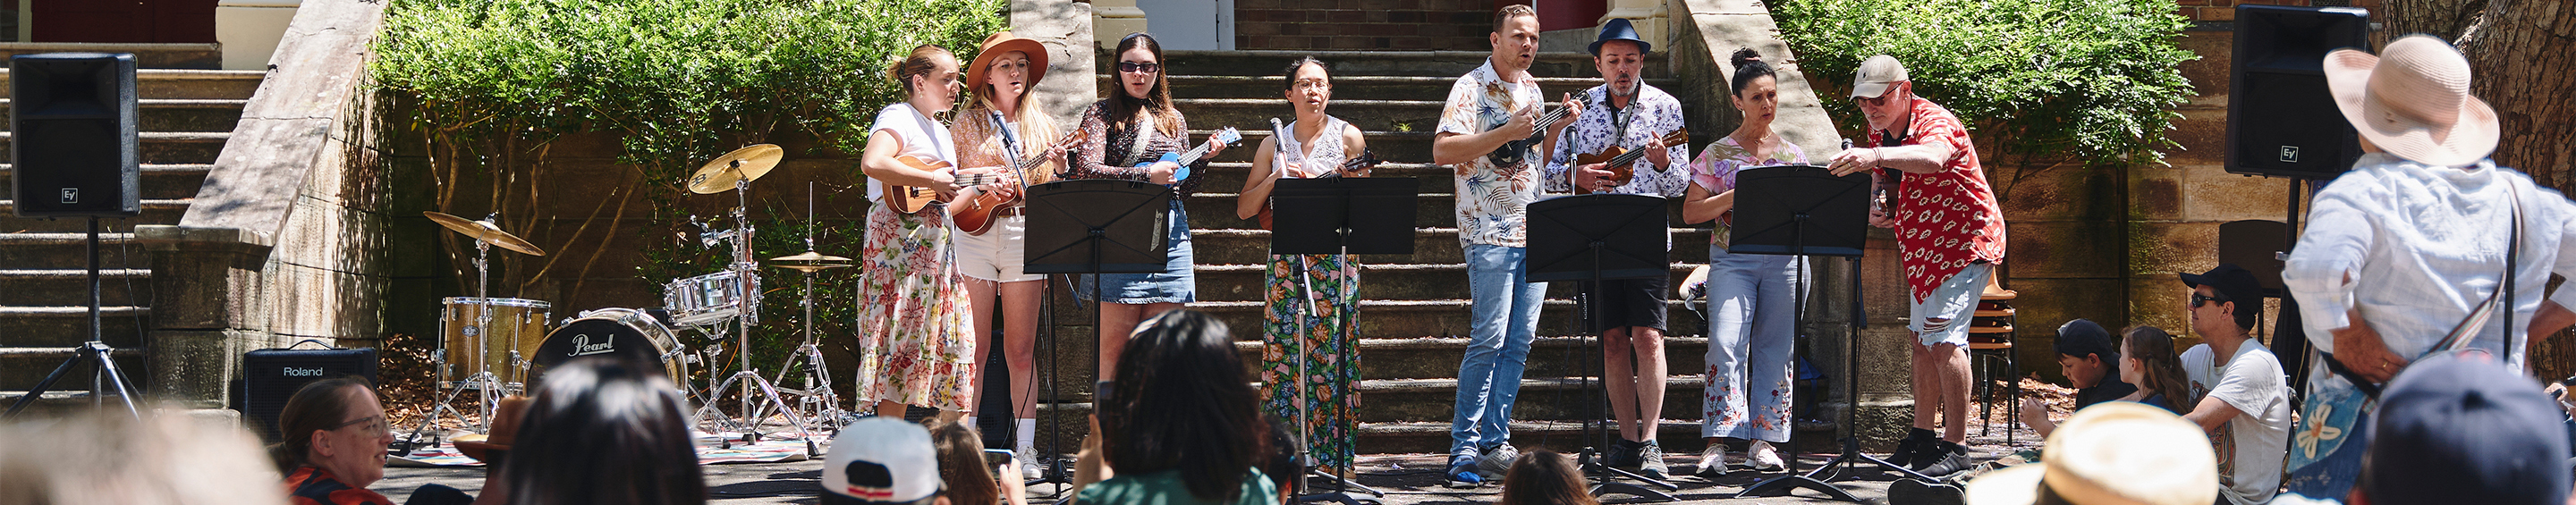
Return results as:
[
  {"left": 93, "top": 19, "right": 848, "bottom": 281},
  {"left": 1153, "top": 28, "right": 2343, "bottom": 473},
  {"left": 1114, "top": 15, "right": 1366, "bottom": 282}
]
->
[
  {"left": 59, "top": 188, "right": 77, "bottom": 204},
  {"left": 2278, "top": 146, "right": 2301, "bottom": 164}
]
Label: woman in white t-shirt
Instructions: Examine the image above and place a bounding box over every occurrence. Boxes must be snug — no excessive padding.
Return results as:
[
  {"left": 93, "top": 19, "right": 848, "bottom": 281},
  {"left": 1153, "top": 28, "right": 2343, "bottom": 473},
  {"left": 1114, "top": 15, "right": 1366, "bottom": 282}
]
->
[{"left": 853, "top": 44, "right": 986, "bottom": 420}]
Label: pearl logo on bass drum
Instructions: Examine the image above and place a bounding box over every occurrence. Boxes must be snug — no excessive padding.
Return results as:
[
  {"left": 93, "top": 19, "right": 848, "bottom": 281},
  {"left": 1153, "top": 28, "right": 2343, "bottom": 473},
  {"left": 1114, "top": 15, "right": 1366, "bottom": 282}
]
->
[{"left": 570, "top": 333, "right": 617, "bottom": 357}]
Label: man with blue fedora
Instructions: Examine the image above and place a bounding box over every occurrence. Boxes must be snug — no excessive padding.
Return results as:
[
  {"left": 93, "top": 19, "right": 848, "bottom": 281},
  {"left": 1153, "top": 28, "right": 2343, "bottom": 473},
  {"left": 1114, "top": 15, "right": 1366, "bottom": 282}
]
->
[{"left": 1543, "top": 16, "right": 1693, "bottom": 480}]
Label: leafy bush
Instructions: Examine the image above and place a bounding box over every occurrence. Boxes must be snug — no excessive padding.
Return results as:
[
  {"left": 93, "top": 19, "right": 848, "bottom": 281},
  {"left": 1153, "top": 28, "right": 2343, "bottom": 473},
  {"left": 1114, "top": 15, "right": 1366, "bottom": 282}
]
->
[{"left": 1770, "top": 0, "right": 2196, "bottom": 169}]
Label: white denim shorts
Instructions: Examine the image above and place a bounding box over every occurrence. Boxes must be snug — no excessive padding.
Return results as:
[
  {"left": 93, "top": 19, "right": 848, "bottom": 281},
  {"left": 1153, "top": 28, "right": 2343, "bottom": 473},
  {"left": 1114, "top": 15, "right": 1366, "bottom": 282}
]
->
[
  {"left": 952, "top": 213, "right": 1043, "bottom": 283},
  {"left": 1908, "top": 262, "right": 1991, "bottom": 347}
]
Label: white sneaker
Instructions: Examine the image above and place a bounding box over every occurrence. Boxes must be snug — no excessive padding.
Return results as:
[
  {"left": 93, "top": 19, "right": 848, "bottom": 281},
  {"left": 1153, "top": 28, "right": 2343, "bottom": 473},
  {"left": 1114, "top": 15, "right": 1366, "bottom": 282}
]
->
[
  {"left": 1747, "top": 440, "right": 1785, "bottom": 471},
  {"left": 1018, "top": 448, "right": 1045, "bottom": 480},
  {"left": 1476, "top": 442, "right": 1521, "bottom": 480},
  {"left": 1692, "top": 443, "right": 1731, "bottom": 479}
]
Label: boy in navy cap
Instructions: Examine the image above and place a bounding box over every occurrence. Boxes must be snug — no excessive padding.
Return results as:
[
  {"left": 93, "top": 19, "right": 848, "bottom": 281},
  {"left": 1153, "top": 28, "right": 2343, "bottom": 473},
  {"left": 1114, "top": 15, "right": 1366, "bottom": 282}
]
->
[{"left": 2018, "top": 319, "right": 2139, "bottom": 438}]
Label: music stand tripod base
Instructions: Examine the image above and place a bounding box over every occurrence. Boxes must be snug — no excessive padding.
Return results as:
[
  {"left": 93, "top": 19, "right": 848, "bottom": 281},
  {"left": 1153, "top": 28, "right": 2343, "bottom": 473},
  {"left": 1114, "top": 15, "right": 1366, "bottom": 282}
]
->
[
  {"left": 1526, "top": 194, "right": 1682, "bottom": 503},
  {"left": 1023, "top": 180, "right": 1177, "bottom": 493},
  {"left": 1272, "top": 177, "right": 1418, "bottom": 505}
]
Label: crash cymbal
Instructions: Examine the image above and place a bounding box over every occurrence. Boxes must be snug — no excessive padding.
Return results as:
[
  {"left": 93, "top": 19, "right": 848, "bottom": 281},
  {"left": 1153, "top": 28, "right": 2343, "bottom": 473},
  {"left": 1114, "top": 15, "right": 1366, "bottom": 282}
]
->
[
  {"left": 688, "top": 144, "right": 785, "bottom": 194},
  {"left": 423, "top": 212, "right": 546, "bottom": 256},
  {"left": 771, "top": 250, "right": 853, "bottom": 263},
  {"left": 771, "top": 263, "right": 852, "bottom": 273}
]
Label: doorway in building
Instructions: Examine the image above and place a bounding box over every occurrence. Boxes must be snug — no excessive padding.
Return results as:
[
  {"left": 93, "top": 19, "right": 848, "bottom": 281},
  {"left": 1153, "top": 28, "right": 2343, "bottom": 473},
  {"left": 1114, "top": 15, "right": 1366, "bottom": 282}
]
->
[
  {"left": 1136, "top": 0, "right": 1233, "bottom": 50},
  {"left": 30, "top": 0, "right": 216, "bottom": 43}
]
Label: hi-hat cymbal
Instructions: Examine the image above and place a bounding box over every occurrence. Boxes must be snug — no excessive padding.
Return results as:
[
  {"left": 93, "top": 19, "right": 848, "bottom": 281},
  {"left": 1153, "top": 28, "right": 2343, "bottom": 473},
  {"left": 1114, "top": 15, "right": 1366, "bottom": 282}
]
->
[
  {"left": 771, "top": 250, "right": 853, "bottom": 263},
  {"left": 423, "top": 211, "right": 546, "bottom": 256},
  {"left": 772, "top": 263, "right": 852, "bottom": 273},
  {"left": 688, "top": 144, "right": 785, "bottom": 194}
]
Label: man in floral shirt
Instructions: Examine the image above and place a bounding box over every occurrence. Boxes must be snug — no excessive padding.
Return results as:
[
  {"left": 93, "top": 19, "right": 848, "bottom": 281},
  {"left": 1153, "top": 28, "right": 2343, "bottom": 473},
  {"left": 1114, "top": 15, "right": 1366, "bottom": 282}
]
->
[
  {"left": 1428, "top": 3, "right": 1576, "bottom": 488},
  {"left": 1826, "top": 55, "right": 2006, "bottom": 477},
  {"left": 1538, "top": 18, "right": 1689, "bottom": 480}
]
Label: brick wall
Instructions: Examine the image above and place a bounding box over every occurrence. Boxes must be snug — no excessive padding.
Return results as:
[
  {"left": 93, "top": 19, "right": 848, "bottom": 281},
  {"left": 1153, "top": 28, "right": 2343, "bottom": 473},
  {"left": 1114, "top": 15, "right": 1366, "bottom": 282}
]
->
[
  {"left": 2178, "top": 0, "right": 2378, "bottom": 22},
  {"left": 1234, "top": 0, "right": 1502, "bottom": 50}
]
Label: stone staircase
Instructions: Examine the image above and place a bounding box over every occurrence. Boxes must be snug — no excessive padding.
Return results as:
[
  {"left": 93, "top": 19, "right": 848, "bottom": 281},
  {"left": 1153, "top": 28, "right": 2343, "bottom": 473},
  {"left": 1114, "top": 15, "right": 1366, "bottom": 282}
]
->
[
  {"left": 1106, "top": 50, "right": 1736, "bottom": 454},
  {"left": 0, "top": 43, "right": 261, "bottom": 404}
]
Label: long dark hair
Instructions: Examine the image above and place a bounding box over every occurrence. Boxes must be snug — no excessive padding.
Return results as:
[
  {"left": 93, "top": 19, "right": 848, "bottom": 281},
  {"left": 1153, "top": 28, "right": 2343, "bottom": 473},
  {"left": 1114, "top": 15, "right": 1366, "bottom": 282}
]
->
[
  {"left": 270, "top": 376, "right": 375, "bottom": 472},
  {"left": 2123, "top": 325, "right": 2195, "bottom": 414},
  {"left": 1107, "top": 32, "right": 1182, "bottom": 138},
  {"left": 502, "top": 358, "right": 706, "bottom": 505},
  {"left": 928, "top": 420, "right": 1002, "bottom": 505},
  {"left": 1499, "top": 450, "right": 1600, "bottom": 505},
  {"left": 1729, "top": 47, "right": 1775, "bottom": 97},
  {"left": 1100, "top": 310, "right": 1267, "bottom": 502}
]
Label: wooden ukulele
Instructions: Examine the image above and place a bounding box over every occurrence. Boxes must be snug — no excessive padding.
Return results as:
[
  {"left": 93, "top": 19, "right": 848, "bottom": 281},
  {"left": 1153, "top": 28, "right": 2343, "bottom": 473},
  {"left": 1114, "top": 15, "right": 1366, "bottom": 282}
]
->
[
  {"left": 950, "top": 129, "right": 1092, "bottom": 236},
  {"left": 1255, "top": 149, "right": 1380, "bottom": 231},
  {"left": 882, "top": 155, "right": 1009, "bottom": 215},
  {"left": 1570, "top": 130, "right": 1689, "bottom": 194}
]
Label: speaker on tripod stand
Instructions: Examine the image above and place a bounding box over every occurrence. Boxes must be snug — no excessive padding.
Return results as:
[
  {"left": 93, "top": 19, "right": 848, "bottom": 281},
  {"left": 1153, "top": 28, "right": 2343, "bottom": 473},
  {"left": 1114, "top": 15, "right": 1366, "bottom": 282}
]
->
[{"left": 0, "top": 53, "right": 143, "bottom": 419}]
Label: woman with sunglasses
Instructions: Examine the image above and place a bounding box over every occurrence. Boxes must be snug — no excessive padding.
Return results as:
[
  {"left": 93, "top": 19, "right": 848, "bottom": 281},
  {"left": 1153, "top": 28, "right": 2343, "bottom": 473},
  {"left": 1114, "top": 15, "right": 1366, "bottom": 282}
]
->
[
  {"left": 948, "top": 31, "right": 1064, "bottom": 477},
  {"left": 1065, "top": 32, "right": 1224, "bottom": 379},
  {"left": 1235, "top": 55, "right": 1369, "bottom": 476}
]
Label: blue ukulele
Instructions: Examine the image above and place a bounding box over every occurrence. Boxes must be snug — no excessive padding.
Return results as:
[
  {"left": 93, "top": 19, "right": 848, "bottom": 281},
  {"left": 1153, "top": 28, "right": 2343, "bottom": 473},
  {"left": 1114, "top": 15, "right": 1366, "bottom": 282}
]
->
[{"left": 1137, "top": 127, "right": 1242, "bottom": 184}]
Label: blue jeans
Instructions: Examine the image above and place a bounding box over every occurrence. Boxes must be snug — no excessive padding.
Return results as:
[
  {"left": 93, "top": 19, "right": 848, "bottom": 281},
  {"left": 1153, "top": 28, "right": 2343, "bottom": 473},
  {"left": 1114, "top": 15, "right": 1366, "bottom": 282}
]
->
[
  {"left": 1453, "top": 244, "right": 1546, "bottom": 455},
  {"left": 1703, "top": 249, "right": 1803, "bottom": 442}
]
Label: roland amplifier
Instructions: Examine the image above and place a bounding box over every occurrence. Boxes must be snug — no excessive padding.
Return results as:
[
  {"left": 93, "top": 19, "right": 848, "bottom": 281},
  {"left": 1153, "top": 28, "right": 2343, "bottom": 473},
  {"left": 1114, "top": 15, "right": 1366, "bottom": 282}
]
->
[{"left": 242, "top": 345, "right": 378, "bottom": 442}]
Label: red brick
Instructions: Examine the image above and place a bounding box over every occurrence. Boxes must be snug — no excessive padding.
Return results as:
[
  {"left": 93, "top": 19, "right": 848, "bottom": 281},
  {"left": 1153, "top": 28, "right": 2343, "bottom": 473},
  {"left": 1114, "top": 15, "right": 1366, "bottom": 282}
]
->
[
  {"left": 1387, "top": 11, "right": 1425, "bottom": 23},
  {"left": 2201, "top": 5, "right": 2237, "bottom": 21}
]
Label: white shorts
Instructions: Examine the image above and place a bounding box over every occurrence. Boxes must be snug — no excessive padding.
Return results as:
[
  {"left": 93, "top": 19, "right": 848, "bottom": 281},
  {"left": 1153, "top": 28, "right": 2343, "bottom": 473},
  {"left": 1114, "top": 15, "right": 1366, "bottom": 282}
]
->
[
  {"left": 953, "top": 213, "right": 1043, "bottom": 283},
  {"left": 1908, "top": 262, "right": 1991, "bottom": 347}
]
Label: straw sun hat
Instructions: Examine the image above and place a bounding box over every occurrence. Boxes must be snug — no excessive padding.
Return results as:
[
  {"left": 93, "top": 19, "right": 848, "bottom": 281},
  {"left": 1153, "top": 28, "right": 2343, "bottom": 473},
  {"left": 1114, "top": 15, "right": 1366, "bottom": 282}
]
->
[
  {"left": 2324, "top": 34, "right": 2498, "bottom": 168},
  {"left": 966, "top": 31, "right": 1049, "bottom": 98},
  {"left": 1963, "top": 402, "right": 2220, "bottom": 505}
]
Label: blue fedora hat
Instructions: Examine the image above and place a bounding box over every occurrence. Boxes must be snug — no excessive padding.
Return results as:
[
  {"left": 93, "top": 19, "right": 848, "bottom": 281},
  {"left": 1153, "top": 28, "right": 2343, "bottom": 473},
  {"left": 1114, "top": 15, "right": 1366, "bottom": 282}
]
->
[{"left": 1589, "top": 18, "right": 1651, "bottom": 55}]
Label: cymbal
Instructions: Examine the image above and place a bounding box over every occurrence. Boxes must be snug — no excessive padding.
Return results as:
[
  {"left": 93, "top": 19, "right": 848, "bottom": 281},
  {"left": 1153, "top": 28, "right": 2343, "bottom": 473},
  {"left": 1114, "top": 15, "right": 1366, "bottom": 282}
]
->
[
  {"left": 772, "top": 263, "right": 852, "bottom": 273},
  {"left": 423, "top": 211, "right": 546, "bottom": 256},
  {"left": 688, "top": 144, "right": 785, "bottom": 194},
  {"left": 771, "top": 250, "right": 853, "bottom": 263}
]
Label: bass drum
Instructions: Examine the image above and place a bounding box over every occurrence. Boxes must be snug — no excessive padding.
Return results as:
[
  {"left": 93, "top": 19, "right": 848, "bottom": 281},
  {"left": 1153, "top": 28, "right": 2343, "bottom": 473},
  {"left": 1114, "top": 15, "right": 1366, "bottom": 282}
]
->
[{"left": 528, "top": 308, "right": 688, "bottom": 386}]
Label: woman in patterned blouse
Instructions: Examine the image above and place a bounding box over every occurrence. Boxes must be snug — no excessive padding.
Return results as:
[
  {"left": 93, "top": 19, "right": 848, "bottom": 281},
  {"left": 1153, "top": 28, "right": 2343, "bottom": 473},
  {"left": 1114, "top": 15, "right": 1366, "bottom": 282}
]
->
[
  {"left": 1066, "top": 32, "right": 1224, "bottom": 379},
  {"left": 1682, "top": 47, "right": 1808, "bottom": 479}
]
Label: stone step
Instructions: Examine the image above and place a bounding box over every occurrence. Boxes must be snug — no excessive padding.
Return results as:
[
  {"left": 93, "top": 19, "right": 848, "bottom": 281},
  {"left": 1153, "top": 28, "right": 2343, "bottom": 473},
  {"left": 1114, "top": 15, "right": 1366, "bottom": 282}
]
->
[
  {"left": 0, "top": 233, "right": 148, "bottom": 271},
  {"left": 1140, "top": 75, "right": 1680, "bottom": 101},
  {"left": 1191, "top": 263, "right": 1702, "bottom": 303},
  {"left": 1349, "top": 375, "right": 1711, "bottom": 424},
  {"left": 0, "top": 42, "right": 223, "bottom": 70},
  {"left": 1185, "top": 298, "right": 1702, "bottom": 339},
  {"left": 0, "top": 164, "right": 216, "bottom": 201},
  {"left": 1182, "top": 191, "right": 1451, "bottom": 230},
  {"left": 1179, "top": 129, "right": 1440, "bottom": 165},
  {"left": 1174, "top": 98, "right": 1445, "bottom": 141},
  {"left": 1136, "top": 50, "right": 1665, "bottom": 79},
  {"left": 0, "top": 131, "right": 230, "bottom": 164},
  {"left": 1187, "top": 162, "right": 1456, "bottom": 196},
  {"left": 0, "top": 200, "right": 190, "bottom": 232},
  {"left": 0, "top": 98, "right": 250, "bottom": 132},
  {"left": 0, "top": 69, "right": 267, "bottom": 100},
  {"left": 0, "top": 345, "right": 150, "bottom": 402},
  {"left": 0, "top": 269, "right": 151, "bottom": 307},
  {"left": 1224, "top": 335, "right": 1713, "bottom": 382},
  {"left": 1349, "top": 419, "right": 1725, "bottom": 455},
  {"left": 0, "top": 306, "right": 151, "bottom": 349},
  {"left": 1190, "top": 228, "right": 1718, "bottom": 265}
]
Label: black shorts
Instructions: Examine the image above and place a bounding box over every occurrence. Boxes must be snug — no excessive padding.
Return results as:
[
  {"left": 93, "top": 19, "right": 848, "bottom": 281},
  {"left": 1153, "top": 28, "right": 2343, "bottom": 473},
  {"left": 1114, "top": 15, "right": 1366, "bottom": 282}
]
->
[{"left": 1573, "top": 275, "right": 1670, "bottom": 332}]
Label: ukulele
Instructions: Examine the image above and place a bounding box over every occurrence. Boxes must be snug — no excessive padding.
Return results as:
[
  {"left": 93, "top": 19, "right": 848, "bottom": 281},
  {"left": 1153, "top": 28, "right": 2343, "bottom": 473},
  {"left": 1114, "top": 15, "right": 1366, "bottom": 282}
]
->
[
  {"left": 1485, "top": 99, "right": 1575, "bottom": 167},
  {"left": 950, "top": 129, "right": 1092, "bottom": 236},
  {"left": 1255, "top": 149, "right": 1381, "bottom": 231},
  {"left": 1570, "top": 130, "right": 1689, "bottom": 194},
  {"left": 882, "top": 155, "right": 1010, "bottom": 215},
  {"left": 1136, "top": 127, "right": 1242, "bottom": 184}
]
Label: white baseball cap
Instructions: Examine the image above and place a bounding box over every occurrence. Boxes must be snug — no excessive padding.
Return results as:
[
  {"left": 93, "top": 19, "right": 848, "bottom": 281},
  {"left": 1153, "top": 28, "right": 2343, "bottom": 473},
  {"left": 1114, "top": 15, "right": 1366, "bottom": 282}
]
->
[
  {"left": 1850, "top": 55, "right": 1910, "bottom": 98},
  {"left": 824, "top": 417, "right": 943, "bottom": 505}
]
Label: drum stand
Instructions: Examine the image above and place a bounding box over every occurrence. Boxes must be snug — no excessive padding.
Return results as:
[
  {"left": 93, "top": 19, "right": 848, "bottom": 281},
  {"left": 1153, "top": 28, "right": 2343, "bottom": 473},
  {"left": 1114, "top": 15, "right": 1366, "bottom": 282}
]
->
[
  {"left": 688, "top": 176, "right": 820, "bottom": 455},
  {"left": 399, "top": 235, "right": 511, "bottom": 454},
  {"left": 767, "top": 189, "right": 850, "bottom": 433}
]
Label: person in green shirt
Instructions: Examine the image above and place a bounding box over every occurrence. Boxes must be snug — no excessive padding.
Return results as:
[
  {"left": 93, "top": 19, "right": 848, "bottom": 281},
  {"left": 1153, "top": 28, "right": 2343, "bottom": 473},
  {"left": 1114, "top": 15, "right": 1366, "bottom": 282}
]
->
[{"left": 1074, "top": 310, "right": 1281, "bottom": 505}]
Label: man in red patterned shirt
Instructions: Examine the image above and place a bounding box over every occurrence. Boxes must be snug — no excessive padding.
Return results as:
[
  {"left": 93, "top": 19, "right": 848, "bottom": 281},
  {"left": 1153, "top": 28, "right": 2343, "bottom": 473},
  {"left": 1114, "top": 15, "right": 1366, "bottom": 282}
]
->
[{"left": 1826, "top": 55, "right": 2007, "bottom": 477}]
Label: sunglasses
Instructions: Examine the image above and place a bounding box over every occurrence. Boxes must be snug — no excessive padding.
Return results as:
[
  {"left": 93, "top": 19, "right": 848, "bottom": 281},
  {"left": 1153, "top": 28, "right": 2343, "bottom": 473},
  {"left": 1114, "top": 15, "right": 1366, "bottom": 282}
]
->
[
  {"left": 1116, "top": 62, "right": 1162, "bottom": 74},
  {"left": 2190, "top": 293, "right": 2225, "bottom": 308},
  {"left": 332, "top": 415, "right": 386, "bottom": 434}
]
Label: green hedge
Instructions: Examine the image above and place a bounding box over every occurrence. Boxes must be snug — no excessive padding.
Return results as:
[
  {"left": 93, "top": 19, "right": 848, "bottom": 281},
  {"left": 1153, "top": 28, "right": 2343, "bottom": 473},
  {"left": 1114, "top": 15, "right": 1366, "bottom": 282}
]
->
[{"left": 1772, "top": 0, "right": 2197, "bottom": 168}]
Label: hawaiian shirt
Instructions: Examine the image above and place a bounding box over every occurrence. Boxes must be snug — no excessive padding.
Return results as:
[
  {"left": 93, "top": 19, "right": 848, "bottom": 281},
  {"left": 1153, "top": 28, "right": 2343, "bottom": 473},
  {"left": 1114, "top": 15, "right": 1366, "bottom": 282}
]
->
[
  {"left": 1688, "top": 136, "right": 1808, "bottom": 248},
  {"left": 1438, "top": 58, "right": 1546, "bottom": 248},
  {"left": 1542, "top": 83, "right": 1690, "bottom": 198},
  {"left": 1868, "top": 97, "right": 2006, "bottom": 303}
]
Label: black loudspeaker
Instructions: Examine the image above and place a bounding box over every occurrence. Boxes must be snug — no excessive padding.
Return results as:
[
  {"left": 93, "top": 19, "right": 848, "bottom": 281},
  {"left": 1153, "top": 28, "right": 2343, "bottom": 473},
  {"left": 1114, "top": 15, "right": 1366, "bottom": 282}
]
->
[
  {"left": 2225, "top": 5, "right": 2370, "bottom": 180},
  {"left": 242, "top": 345, "right": 380, "bottom": 442},
  {"left": 10, "top": 53, "right": 140, "bottom": 217}
]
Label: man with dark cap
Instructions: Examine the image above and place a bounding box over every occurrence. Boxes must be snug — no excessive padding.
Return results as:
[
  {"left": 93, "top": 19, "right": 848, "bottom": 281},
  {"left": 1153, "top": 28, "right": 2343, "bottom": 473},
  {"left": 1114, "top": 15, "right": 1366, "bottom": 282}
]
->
[
  {"left": 2019, "top": 319, "right": 2139, "bottom": 438},
  {"left": 2179, "top": 264, "right": 2292, "bottom": 505}
]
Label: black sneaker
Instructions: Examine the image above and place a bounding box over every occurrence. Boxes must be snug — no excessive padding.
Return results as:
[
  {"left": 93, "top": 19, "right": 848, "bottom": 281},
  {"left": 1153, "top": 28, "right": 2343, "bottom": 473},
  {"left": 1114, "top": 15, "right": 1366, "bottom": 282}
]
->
[
  {"left": 1604, "top": 439, "right": 1641, "bottom": 469},
  {"left": 1886, "top": 477, "right": 1968, "bottom": 505},
  {"left": 1914, "top": 442, "right": 1976, "bottom": 478},
  {"left": 1888, "top": 427, "right": 1934, "bottom": 467}
]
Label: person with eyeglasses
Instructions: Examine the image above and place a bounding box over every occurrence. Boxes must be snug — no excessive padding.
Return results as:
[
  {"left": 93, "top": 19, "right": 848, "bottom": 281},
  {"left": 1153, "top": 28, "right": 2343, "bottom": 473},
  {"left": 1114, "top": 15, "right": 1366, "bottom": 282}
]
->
[
  {"left": 1066, "top": 32, "right": 1224, "bottom": 381},
  {"left": 1234, "top": 55, "right": 1371, "bottom": 477},
  {"left": 2177, "top": 264, "right": 2292, "bottom": 505},
  {"left": 271, "top": 376, "right": 476, "bottom": 505},
  {"left": 1822, "top": 55, "right": 2007, "bottom": 477}
]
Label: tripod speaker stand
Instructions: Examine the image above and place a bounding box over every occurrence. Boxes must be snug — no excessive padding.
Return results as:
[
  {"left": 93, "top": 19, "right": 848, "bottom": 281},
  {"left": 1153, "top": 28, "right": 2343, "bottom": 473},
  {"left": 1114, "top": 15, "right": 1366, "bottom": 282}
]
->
[{"left": 1527, "top": 193, "right": 1682, "bottom": 502}]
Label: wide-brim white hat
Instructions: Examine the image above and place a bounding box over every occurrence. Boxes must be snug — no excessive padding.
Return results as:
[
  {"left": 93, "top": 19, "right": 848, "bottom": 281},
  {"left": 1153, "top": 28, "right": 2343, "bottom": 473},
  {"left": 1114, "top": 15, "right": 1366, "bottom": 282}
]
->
[
  {"left": 2323, "top": 34, "right": 2498, "bottom": 168},
  {"left": 1964, "top": 402, "right": 2218, "bottom": 505}
]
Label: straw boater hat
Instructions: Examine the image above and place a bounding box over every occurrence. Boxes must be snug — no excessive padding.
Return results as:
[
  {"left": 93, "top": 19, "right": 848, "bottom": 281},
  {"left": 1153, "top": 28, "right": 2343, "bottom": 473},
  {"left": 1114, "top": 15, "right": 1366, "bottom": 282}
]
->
[
  {"left": 453, "top": 396, "right": 531, "bottom": 465},
  {"left": 966, "top": 31, "right": 1049, "bottom": 98},
  {"left": 1964, "top": 402, "right": 2219, "bottom": 505},
  {"left": 2323, "top": 34, "right": 2498, "bottom": 168}
]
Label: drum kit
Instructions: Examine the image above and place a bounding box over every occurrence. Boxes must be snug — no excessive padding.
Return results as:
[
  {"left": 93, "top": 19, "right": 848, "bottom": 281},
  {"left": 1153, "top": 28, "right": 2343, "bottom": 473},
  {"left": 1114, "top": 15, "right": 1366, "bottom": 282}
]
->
[{"left": 400, "top": 144, "right": 852, "bottom": 456}]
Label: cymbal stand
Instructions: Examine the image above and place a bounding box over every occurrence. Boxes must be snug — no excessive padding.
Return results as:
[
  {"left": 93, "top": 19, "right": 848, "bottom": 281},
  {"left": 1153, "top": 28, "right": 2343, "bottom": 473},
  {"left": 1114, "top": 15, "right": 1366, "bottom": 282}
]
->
[
  {"left": 691, "top": 173, "right": 819, "bottom": 455},
  {"left": 398, "top": 228, "right": 508, "bottom": 454},
  {"left": 767, "top": 182, "right": 848, "bottom": 433}
]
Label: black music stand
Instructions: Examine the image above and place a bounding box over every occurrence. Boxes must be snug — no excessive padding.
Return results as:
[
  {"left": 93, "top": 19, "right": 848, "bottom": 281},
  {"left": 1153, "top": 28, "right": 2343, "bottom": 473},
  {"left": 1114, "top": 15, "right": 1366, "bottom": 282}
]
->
[
  {"left": 1270, "top": 177, "right": 1417, "bottom": 505},
  {"left": 1023, "top": 179, "right": 1174, "bottom": 493},
  {"left": 1527, "top": 193, "right": 1679, "bottom": 502},
  {"left": 1724, "top": 164, "right": 1925, "bottom": 502}
]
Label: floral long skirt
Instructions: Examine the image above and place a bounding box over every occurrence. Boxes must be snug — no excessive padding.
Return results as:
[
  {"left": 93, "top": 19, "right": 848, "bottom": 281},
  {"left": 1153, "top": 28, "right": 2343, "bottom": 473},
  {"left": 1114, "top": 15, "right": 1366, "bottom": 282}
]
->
[
  {"left": 852, "top": 204, "right": 977, "bottom": 411},
  {"left": 1259, "top": 253, "right": 1362, "bottom": 469}
]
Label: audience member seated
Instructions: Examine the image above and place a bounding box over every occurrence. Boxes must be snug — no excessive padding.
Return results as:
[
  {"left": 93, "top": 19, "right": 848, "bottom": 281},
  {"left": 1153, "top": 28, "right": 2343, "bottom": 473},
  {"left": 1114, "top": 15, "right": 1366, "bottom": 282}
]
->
[
  {"left": 2273, "top": 353, "right": 2572, "bottom": 505},
  {"left": 0, "top": 409, "right": 286, "bottom": 505},
  {"left": 826, "top": 417, "right": 946, "bottom": 505},
  {"left": 2020, "top": 319, "right": 2140, "bottom": 438},
  {"left": 499, "top": 357, "right": 706, "bottom": 505},
  {"left": 1496, "top": 450, "right": 1600, "bottom": 505},
  {"left": 451, "top": 396, "right": 528, "bottom": 505},
  {"left": 1078, "top": 309, "right": 1280, "bottom": 505},
  {"left": 2178, "top": 265, "right": 2292, "bottom": 505},
  {"left": 927, "top": 419, "right": 1029, "bottom": 505},
  {"left": 1263, "top": 414, "right": 1302, "bottom": 505},
  {"left": 273, "top": 376, "right": 473, "bottom": 505},
  {"left": 1962, "top": 402, "right": 2219, "bottom": 505},
  {"left": 2115, "top": 326, "right": 2192, "bottom": 414}
]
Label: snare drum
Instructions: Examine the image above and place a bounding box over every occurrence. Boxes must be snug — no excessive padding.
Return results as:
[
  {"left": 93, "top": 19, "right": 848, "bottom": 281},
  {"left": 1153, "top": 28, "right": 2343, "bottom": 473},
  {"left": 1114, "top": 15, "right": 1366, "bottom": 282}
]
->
[
  {"left": 440, "top": 298, "right": 553, "bottom": 384},
  {"left": 530, "top": 307, "right": 688, "bottom": 384},
  {"left": 665, "top": 270, "right": 760, "bottom": 327}
]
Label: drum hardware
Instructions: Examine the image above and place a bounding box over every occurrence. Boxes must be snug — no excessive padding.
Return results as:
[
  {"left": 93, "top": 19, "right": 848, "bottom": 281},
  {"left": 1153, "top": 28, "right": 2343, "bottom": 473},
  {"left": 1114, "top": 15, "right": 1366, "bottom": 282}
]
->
[
  {"left": 765, "top": 181, "right": 855, "bottom": 433},
  {"left": 401, "top": 212, "right": 547, "bottom": 454},
  {"left": 673, "top": 145, "right": 819, "bottom": 454}
]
